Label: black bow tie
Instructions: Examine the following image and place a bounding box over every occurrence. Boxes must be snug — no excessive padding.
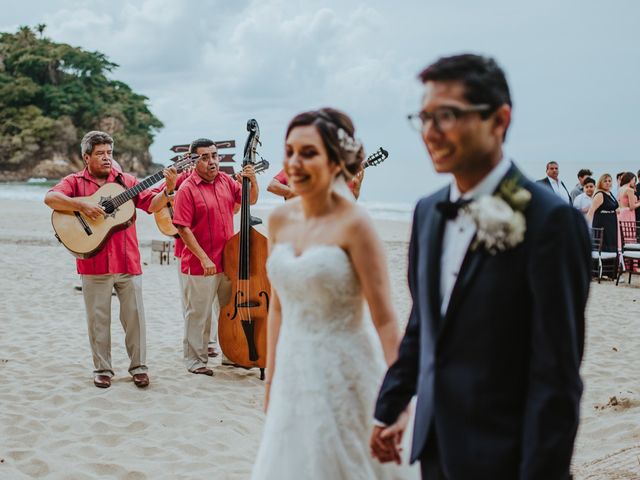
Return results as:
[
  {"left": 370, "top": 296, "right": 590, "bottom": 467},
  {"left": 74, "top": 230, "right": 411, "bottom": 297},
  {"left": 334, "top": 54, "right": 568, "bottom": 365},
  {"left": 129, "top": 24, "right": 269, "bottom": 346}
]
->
[{"left": 436, "top": 198, "right": 472, "bottom": 220}]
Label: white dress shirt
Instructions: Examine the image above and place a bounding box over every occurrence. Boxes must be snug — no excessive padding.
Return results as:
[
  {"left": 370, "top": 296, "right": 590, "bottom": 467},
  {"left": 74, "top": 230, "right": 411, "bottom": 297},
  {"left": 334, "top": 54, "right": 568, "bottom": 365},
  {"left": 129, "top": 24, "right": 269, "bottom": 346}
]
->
[
  {"left": 547, "top": 176, "right": 571, "bottom": 204},
  {"left": 440, "top": 158, "right": 513, "bottom": 316},
  {"left": 573, "top": 192, "right": 593, "bottom": 213}
]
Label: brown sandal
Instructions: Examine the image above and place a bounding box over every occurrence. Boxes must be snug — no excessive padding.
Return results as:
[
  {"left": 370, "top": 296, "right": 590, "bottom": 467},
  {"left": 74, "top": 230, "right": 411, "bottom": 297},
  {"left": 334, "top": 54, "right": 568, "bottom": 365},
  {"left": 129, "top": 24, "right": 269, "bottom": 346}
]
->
[{"left": 191, "top": 367, "right": 214, "bottom": 376}]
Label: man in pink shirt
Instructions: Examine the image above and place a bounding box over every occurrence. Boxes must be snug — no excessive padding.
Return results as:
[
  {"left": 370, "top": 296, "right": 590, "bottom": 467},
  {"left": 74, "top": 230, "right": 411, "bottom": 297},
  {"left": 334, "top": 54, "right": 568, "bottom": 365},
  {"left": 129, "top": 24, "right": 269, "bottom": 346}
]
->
[
  {"left": 44, "top": 131, "right": 166, "bottom": 389},
  {"left": 172, "top": 138, "right": 258, "bottom": 375}
]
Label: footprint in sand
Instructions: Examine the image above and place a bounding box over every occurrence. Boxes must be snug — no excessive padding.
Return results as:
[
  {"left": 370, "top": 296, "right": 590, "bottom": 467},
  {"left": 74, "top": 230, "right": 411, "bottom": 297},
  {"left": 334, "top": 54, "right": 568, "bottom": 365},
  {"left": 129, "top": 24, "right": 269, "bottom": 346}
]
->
[{"left": 16, "top": 458, "right": 50, "bottom": 478}]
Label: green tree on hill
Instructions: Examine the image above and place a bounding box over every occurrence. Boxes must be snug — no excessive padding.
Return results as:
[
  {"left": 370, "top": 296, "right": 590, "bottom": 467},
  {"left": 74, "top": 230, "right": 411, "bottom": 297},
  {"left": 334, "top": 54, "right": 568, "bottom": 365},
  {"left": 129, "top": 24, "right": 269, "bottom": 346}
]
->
[{"left": 0, "top": 25, "right": 163, "bottom": 179}]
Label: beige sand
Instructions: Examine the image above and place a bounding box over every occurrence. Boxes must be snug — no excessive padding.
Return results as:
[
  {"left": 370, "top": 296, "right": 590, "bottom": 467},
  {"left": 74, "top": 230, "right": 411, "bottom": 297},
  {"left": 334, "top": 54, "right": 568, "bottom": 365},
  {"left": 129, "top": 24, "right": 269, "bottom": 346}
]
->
[{"left": 0, "top": 199, "right": 638, "bottom": 478}]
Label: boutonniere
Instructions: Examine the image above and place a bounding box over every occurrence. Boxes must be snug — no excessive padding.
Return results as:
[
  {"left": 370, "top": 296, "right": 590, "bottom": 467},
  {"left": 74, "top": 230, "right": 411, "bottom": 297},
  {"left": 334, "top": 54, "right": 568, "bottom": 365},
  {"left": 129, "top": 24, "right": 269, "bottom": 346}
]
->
[{"left": 466, "top": 177, "right": 531, "bottom": 254}]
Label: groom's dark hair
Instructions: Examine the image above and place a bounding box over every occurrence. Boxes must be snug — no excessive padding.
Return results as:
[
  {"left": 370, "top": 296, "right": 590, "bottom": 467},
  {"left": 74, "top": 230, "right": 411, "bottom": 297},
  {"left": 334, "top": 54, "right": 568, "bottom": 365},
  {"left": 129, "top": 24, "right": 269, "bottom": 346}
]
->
[{"left": 419, "top": 54, "right": 512, "bottom": 139}]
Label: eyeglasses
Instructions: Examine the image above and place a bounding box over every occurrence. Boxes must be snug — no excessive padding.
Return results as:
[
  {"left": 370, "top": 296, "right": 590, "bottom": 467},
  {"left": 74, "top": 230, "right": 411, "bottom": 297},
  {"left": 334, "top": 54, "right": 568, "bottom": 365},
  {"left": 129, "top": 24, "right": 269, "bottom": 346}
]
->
[{"left": 407, "top": 104, "right": 492, "bottom": 132}]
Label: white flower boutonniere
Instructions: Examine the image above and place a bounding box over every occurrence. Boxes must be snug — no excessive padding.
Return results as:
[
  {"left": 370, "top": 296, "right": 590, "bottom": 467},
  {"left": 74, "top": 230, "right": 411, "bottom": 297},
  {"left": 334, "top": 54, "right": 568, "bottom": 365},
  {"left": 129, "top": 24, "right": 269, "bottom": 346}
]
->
[{"left": 465, "top": 178, "right": 531, "bottom": 254}]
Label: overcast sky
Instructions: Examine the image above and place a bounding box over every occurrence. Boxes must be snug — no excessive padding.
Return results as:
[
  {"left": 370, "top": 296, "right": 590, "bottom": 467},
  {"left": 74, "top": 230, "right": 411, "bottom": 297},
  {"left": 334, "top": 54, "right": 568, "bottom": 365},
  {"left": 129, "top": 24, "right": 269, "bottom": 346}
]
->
[{"left": 2, "top": 0, "right": 638, "bottom": 203}]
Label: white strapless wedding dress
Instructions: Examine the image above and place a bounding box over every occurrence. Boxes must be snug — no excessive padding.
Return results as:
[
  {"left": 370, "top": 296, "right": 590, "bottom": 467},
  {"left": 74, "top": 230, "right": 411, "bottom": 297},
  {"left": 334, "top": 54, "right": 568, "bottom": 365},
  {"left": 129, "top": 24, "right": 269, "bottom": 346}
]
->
[{"left": 251, "top": 243, "right": 413, "bottom": 480}]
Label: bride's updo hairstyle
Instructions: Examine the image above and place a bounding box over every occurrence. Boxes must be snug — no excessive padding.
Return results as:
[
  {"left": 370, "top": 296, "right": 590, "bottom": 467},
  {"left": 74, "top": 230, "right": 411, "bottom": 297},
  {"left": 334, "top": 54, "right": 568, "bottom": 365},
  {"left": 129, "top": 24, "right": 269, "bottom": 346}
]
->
[{"left": 285, "top": 108, "right": 365, "bottom": 180}]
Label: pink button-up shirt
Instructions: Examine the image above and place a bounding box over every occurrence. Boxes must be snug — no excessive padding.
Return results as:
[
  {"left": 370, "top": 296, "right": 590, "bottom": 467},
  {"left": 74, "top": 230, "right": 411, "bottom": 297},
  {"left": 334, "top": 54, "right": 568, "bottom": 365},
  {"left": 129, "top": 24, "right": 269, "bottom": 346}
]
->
[
  {"left": 50, "top": 168, "right": 153, "bottom": 275},
  {"left": 172, "top": 172, "right": 241, "bottom": 275},
  {"left": 150, "top": 170, "right": 193, "bottom": 257}
]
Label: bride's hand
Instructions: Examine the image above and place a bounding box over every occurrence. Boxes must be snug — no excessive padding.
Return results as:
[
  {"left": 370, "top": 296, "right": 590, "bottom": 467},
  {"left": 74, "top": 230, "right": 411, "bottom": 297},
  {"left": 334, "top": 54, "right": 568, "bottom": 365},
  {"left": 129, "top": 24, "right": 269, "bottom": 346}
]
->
[{"left": 370, "top": 408, "right": 411, "bottom": 464}]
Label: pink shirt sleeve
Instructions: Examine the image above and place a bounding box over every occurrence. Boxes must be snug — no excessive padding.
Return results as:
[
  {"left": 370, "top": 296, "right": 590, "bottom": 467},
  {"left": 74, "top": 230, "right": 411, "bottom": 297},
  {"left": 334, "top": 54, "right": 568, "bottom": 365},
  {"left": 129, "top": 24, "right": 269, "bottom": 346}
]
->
[
  {"left": 172, "top": 186, "right": 195, "bottom": 228},
  {"left": 273, "top": 169, "right": 288, "bottom": 185},
  {"left": 135, "top": 188, "right": 155, "bottom": 213},
  {"left": 150, "top": 180, "right": 167, "bottom": 194},
  {"left": 49, "top": 175, "right": 77, "bottom": 197},
  {"left": 231, "top": 177, "right": 242, "bottom": 204}
]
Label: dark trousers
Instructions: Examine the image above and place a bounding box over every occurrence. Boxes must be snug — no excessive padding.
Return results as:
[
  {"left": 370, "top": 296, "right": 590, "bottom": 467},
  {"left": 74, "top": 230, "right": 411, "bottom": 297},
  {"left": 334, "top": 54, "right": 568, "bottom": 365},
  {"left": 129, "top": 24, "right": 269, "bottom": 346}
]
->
[{"left": 420, "top": 426, "right": 448, "bottom": 480}]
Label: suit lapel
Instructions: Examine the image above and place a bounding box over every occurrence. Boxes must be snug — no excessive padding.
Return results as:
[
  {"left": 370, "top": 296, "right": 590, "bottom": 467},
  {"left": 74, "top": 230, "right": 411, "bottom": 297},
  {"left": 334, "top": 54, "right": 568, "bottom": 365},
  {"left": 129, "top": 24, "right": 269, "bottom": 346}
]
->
[
  {"left": 421, "top": 188, "right": 448, "bottom": 335},
  {"left": 440, "top": 239, "right": 486, "bottom": 333}
]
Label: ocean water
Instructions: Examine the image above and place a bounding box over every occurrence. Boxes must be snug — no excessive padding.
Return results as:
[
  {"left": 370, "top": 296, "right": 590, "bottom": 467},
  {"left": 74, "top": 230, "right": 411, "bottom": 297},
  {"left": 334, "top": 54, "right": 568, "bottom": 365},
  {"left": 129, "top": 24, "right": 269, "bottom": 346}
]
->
[{"left": 0, "top": 181, "right": 414, "bottom": 222}]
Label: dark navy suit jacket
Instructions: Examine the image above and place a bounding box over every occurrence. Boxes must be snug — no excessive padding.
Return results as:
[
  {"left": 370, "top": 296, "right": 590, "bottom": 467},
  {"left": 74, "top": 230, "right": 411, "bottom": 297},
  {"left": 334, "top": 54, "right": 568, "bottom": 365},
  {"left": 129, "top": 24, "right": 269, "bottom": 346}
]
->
[{"left": 375, "top": 164, "right": 590, "bottom": 479}]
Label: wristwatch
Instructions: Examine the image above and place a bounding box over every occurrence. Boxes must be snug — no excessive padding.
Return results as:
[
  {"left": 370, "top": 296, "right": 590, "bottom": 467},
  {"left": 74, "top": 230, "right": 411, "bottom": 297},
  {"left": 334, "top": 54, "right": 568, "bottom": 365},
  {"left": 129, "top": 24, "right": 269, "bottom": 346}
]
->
[{"left": 164, "top": 188, "right": 175, "bottom": 199}]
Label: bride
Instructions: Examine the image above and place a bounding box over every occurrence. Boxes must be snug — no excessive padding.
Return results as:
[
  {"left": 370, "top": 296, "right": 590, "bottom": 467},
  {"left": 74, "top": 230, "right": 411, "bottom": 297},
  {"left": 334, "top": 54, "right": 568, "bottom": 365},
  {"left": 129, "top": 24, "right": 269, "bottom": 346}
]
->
[{"left": 251, "top": 108, "right": 410, "bottom": 479}]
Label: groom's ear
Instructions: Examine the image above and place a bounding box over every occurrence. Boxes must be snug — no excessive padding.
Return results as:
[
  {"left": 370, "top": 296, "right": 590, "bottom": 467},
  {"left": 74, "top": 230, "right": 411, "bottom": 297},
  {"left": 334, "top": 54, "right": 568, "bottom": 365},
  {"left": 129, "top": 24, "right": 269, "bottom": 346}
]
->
[{"left": 491, "top": 104, "right": 511, "bottom": 142}]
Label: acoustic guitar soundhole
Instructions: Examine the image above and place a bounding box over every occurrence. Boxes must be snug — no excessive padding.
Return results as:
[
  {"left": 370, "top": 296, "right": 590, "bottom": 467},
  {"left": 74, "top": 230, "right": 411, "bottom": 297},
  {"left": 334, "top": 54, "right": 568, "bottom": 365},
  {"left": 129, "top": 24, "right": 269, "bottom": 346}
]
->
[{"left": 100, "top": 197, "right": 117, "bottom": 217}]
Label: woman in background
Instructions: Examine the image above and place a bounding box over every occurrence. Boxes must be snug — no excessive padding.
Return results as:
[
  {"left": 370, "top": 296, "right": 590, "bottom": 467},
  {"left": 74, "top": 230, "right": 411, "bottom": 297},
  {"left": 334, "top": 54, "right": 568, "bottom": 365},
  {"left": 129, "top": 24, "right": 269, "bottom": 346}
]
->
[{"left": 588, "top": 173, "right": 619, "bottom": 252}]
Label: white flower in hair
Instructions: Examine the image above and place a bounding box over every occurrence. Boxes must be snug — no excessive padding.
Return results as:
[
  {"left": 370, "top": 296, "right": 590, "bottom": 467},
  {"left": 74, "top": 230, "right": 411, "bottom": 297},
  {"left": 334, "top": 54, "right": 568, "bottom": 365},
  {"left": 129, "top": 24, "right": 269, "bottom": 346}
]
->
[{"left": 337, "top": 128, "right": 361, "bottom": 153}]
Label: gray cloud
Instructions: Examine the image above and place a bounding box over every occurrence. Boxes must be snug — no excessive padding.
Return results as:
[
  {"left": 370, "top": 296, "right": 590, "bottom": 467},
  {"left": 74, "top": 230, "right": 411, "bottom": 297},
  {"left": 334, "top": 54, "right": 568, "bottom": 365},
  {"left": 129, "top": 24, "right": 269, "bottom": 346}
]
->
[{"left": 2, "top": 0, "right": 640, "bottom": 202}]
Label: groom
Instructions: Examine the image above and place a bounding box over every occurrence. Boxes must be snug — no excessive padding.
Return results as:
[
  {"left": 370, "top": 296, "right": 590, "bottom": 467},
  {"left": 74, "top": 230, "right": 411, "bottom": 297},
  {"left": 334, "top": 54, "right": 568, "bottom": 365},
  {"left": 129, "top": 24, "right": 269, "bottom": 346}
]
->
[{"left": 370, "top": 54, "right": 590, "bottom": 479}]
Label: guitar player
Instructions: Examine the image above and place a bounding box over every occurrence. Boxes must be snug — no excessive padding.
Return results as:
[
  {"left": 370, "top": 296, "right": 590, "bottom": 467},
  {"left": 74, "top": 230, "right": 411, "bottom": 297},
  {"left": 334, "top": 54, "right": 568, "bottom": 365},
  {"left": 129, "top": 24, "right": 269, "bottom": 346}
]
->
[{"left": 44, "top": 130, "right": 173, "bottom": 389}]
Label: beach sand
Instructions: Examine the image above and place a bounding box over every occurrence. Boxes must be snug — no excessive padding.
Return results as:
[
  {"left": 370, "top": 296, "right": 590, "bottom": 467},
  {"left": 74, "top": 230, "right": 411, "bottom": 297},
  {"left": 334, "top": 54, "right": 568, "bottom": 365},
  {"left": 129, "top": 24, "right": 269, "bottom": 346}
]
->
[{"left": 0, "top": 199, "right": 638, "bottom": 479}]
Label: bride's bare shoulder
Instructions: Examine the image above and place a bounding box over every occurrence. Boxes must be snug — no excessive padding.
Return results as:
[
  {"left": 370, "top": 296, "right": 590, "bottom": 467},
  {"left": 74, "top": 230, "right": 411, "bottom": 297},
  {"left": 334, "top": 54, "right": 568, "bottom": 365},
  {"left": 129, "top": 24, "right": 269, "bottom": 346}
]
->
[
  {"left": 268, "top": 199, "right": 301, "bottom": 233},
  {"left": 342, "top": 201, "right": 375, "bottom": 235}
]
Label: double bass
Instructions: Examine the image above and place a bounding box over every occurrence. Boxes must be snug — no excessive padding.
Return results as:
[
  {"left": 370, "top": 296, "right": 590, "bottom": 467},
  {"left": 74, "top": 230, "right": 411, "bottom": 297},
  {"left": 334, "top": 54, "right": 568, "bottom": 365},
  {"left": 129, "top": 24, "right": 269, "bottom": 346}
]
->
[{"left": 218, "top": 119, "right": 269, "bottom": 379}]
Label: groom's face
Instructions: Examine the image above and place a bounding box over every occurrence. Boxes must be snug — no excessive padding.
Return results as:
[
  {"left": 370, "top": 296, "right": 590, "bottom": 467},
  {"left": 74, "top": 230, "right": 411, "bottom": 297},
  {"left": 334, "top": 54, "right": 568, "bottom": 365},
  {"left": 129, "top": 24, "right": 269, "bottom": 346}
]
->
[{"left": 420, "top": 80, "right": 505, "bottom": 176}]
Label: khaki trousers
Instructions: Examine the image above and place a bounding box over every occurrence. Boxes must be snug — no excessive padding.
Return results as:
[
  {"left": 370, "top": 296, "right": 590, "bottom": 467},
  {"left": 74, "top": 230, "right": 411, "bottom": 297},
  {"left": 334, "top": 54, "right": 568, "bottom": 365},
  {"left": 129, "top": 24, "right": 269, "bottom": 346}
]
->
[
  {"left": 81, "top": 274, "right": 147, "bottom": 377},
  {"left": 181, "top": 273, "right": 221, "bottom": 371},
  {"left": 177, "top": 263, "right": 219, "bottom": 348}
]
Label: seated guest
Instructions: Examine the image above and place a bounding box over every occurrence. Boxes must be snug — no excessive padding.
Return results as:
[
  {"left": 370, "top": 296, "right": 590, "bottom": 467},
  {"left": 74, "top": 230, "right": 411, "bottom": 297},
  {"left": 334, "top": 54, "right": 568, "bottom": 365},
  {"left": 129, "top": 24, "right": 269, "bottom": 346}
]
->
[{"left": 573, "top": 176, "right": 595, "bottom": 219}]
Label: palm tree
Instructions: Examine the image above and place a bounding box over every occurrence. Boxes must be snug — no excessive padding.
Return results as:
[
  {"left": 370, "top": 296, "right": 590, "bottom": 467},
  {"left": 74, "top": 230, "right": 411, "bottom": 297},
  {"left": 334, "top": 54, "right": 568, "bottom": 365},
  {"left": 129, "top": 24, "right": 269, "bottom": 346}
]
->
[{"left": 36, "top": 23, "right": 47, "bottom": 39}]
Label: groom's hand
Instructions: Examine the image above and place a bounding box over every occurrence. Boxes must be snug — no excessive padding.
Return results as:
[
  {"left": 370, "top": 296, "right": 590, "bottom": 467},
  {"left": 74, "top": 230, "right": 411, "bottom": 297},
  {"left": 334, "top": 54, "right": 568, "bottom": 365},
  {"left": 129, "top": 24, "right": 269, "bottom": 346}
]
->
[
  {"left": 370, "top": 409, "right": 410, "bottom": 464},
  {"left": 370, "top": 425, "right": 402, "bottom": 464}
]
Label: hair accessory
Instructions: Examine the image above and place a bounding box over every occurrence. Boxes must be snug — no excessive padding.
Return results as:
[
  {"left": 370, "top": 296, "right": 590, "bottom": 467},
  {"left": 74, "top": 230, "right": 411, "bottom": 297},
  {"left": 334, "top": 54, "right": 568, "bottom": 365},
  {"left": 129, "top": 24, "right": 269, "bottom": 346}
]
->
[{"left": 337, "top": 128, "right": 362, "bottom": 153}]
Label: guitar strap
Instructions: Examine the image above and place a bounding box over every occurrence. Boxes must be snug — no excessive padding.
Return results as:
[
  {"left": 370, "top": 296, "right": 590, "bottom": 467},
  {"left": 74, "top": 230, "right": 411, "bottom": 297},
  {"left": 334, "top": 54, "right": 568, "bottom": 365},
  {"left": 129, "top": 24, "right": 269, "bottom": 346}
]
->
[
  {"left": 114, "top": 172, "right": 137, "bottom": 222},
  {"left": 114, "top": 172, "right": 127, "bottom": 188}
]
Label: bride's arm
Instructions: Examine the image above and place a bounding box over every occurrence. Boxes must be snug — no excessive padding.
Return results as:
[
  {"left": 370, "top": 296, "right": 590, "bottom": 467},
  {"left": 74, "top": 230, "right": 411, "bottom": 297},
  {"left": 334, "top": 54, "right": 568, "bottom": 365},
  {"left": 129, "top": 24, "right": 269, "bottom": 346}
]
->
[
  {"left": 264, "top": 205, "right": 285, "bottom": 411},
  {"left": 347, "top": 210, "right": 401, "bottom": 366},
  {"left": 264, "top": 289, "right": 282, "bottom": 412}
]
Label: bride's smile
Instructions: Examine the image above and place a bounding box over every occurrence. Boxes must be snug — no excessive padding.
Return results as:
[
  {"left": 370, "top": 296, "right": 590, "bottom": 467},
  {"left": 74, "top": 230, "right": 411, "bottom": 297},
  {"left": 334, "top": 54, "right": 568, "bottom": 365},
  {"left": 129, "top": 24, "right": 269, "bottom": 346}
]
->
[{"left": 285, "top": 125, "right": 341, "bottom": 198}]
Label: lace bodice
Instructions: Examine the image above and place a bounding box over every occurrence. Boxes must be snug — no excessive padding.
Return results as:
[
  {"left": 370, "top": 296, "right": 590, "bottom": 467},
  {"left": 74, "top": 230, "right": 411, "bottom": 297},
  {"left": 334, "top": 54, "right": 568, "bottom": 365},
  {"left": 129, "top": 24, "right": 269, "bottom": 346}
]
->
[
  {"left": 251, "top": 243, "right": 413, "bottom": 479},
  {"left": 267, "top": 243, "right": 364, "bottom": 335}
]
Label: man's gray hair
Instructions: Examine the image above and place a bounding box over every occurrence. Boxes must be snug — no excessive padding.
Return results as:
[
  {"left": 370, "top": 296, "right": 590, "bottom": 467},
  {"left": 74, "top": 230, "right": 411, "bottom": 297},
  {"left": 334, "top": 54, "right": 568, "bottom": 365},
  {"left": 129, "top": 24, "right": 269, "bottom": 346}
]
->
[{"left": 81, "top": 131, "right": 114, "bottom": 156}]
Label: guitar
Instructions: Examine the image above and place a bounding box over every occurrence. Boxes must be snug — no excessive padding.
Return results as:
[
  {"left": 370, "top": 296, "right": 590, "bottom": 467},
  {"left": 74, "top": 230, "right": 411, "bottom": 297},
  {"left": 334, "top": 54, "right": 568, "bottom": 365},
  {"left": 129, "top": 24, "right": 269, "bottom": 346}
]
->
[
  {"left": 361, "top": 147, "right": 389, "bottom": 169},
  {"left": 51, "top": 154, "right": 199, "bottom": 258},
  {"left": 153, "top": 158, "right": 271, "bottom": 238}
]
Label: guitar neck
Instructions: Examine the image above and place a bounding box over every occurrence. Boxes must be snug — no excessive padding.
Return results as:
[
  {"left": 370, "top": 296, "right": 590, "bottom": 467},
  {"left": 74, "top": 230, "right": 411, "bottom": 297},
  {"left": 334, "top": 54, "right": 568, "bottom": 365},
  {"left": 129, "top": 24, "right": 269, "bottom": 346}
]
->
[{"left": 112, "top": 171, "right": 165, "bottom": 208}]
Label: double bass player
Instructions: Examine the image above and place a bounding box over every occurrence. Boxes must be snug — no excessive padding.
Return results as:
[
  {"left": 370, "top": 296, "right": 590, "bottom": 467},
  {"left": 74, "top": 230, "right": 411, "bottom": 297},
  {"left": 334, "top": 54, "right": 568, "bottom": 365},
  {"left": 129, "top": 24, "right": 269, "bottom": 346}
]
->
[{"left": 172, "top": 138, "right": 259, "bottom": 376}]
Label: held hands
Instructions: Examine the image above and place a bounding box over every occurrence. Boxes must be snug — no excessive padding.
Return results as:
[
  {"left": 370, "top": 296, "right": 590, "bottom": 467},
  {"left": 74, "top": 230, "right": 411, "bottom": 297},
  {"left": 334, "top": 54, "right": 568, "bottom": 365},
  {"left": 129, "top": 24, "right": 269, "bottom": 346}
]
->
[
  {"left": 163, "top": 166, "right": 178, "bottom": 193},
  {"left": 237, "top": 164, "right": 257, "bottom": 184},
  {"left": 200, "top": 256, "right": 217, "bottom": 276},
  {"left": 78, "top": 200, "right": 105, "bottom": 221},
  {"left": 369, "top": 408, "right": 410, "bottom": 465}
]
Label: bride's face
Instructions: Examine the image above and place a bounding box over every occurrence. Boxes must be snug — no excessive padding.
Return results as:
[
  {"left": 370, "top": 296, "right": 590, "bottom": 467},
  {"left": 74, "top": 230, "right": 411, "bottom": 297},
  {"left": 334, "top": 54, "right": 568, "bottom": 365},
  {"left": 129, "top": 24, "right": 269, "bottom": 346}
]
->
[{"left": 284, "top": 125, "right": 340, "bottom": 196}]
